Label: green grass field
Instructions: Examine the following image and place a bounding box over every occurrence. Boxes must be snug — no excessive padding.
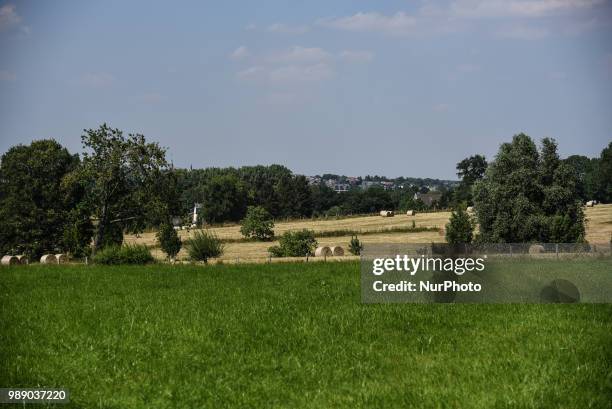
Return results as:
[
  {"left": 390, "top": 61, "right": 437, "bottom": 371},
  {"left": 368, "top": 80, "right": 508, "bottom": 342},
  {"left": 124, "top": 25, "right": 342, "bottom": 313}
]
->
[{"left": 1, "top": 262, "right": 611, "bottom": 408}]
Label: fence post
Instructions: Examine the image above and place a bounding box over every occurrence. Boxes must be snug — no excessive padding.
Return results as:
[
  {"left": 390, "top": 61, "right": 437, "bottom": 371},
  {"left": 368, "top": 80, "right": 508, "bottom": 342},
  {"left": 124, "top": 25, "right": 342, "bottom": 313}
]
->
[
  {"left": 555, "top": 244, "right": 559, "bottom": 259},
  {"left": 509, "top": 245, "right": 512, "bottom": 258}
]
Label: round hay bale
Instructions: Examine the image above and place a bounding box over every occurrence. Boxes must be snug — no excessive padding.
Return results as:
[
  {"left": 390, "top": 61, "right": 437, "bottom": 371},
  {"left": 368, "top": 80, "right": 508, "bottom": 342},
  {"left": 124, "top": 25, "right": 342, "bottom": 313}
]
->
[
  {"left": 314, "top": 246, "right": 332, "bottom": 257},
  {"left": 406, "top": 210, "right": 415, "bottom": 216},
  {"left": 585, "top": 200, "right": 594, "bottom": 207},
  {"left": 379, "top": 210, "right": 394, "bottom": 217},
  {"left": 529, "top": 244, "right": 545, "bottom": 254},
  {"left": 1, "top": 255, "right": 19, "bottom": 266},
  {"left": 16, "top": 255, "right": 28, "bottom": 264},
  {"left": 55, "top": 253, "right": 68, "bottom": 264},
  {"left": 330, "top": 246, "right": 344, "bottom": 256},
  {"left": 40, "top": 254, "right": 57, "bottom": 264}
]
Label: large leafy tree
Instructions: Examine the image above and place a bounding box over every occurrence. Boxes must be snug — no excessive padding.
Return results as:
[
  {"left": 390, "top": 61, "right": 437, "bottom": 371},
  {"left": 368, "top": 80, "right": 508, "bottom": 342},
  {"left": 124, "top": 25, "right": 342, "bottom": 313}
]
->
[
  {"left": 0, "top": 139, "right": 81, "bottom": 258},
  {"left": 76, "top": 124, "right": 172, "bottom": 252},
  {"left": 564, "top": 155, "right": 598, "bottom": 202},
  {"left": 275, "top": 174, "right": 313, "bottom": 218},
  {"left": 240, "top": 206, "right": 274, "bottom": 241},
  {"left": 455, "top": 154, "right": 487, "bottom": 205},
  {"left": 593, "top": 141, "right": 612, "bottom": 203},
  {"left": 473, "top": 134, "right": 584, "bottom": 243},
  {"left": 200, "top": 174, "right": 248, "bottom": 223}
]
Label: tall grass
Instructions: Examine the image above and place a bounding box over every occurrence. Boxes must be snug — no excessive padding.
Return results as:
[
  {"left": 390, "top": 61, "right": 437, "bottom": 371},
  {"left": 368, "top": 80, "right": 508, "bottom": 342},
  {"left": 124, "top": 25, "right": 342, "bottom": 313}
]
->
[
  {"left": 1, "top": 261, "right": 610, "bottom": 408},
  {"left": 92, "top": 244, "right": 154, "bottom": 265},
  {"left": 187, "top": 230, "right": 224, "bottom": 263}
]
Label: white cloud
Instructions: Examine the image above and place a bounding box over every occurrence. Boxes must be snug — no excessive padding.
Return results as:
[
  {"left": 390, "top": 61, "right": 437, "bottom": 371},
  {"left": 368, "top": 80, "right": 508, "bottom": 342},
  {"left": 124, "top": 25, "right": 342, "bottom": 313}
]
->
[
  {"left": 77, "top": 72, "right": 115, "bottom": 88},
  {"left": 338, "top": 50, "right": 374, "bottom": 63},
  {"left": 230, "top": 46, "right": 250, "bottom": 60},
  {"left": 266, "top": 23, "right": 309, "bottom": 34},
  {"left": 245, "top": 23, "right": 257, "bottom": 30},
  {"left": 318, "top": 1, "right": 607, "bottom": 40},
  {"left": 498, "top": 24, "right": 549, "bottom": 39},
  {"left": 318, "top": 11, "right": 417, "bottom": 35},
  {"left": 268, "top": 46, "right": 332, "bottom": 64},
  {"left": 447, "top": 0, "right": 605, "bottom": 19},
  {"left": 0, "top": 4, "right": 21, "bottom": 31},
  {"left": 269, "top": 63, "right": 334, "bottom": 83},
  {"left": 0, "top": 70, "right": 16, "bottom": 81},
  {"left": 236, "top": 66, "right": 265, "bottom": 81}
]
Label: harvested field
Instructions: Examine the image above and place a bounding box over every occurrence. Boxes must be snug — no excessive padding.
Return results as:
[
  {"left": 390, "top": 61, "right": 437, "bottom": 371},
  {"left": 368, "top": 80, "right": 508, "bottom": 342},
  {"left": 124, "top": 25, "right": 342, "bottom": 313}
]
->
[
  {"left": 584, "top": 204, "right": 612, "bottom": 243},
  {"left": 126, "top": 205, "right": 612, "bottom": 263}
]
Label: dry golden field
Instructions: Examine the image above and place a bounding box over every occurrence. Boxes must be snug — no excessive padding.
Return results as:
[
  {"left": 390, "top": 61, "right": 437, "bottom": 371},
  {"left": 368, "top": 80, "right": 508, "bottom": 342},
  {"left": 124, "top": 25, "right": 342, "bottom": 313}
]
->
[
  {"left": 125, "top": 204, "right": 612, "bottom": 263},
  {"left": 584, "top": 203, "right": 612, "bottom": 243}
]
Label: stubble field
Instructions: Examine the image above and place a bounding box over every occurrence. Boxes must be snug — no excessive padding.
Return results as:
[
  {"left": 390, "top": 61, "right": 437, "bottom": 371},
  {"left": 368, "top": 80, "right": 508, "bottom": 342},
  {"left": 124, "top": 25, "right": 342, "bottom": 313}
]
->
[{"left": 125, "top": 204, "right": 612, "bottom": 263}]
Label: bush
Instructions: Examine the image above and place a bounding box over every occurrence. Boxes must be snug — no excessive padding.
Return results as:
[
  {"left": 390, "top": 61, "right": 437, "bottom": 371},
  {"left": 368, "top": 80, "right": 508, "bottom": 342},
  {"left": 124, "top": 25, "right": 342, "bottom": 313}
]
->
[
  {"left": 157, "top": 223, "right": 182, "bottom": 260},
  {"left": 445, "top": 207, "right": 474, "bottom": 244},
  {"left": 325, "top": 206, "right": 343, "bottom": 218},
  {"left": 349, "top": 235, "right": 363, "bottom": 255},
  {"left": 268, "top": 229, "right": 317, "bottom": 257},
  {"left": 187, "top": 230, "right": 224, "bottom": 263},
  {"left": 93, "top": 244, "right": 154, "bottom": 265},
  {"left": 240, "top": 206, "right": 275, "bottom": 241},
  {"left": 267, "top": 245, "right": 285, "bottom": 258}
]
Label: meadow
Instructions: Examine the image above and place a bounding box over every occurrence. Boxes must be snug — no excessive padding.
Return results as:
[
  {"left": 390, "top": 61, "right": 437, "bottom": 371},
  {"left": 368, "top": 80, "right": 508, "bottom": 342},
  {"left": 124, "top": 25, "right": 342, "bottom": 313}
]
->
[
  {"left": 125, "top": 204, "right": 612, "bottom": 263},
  {"left": 1, "top": 261, "right": 611, "bottom": 408}
]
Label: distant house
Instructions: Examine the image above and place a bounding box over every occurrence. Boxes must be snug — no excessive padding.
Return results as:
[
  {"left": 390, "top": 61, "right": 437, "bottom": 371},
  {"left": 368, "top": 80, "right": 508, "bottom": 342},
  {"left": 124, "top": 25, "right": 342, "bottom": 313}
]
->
[
  {"left": 306, "top": 176, "right": 322, "bottom": 185},
  {"left": 361, "top": 181, "right": 381, "bottom": 189},
  {"left": 332, "top": 183, "right": 350, "bottom": 193},
  {"left": 414, "top": 192, "right": 443, "bottom": 207},
  {"left": 380, "top": 181, "right": 395, "bottom": 190}
]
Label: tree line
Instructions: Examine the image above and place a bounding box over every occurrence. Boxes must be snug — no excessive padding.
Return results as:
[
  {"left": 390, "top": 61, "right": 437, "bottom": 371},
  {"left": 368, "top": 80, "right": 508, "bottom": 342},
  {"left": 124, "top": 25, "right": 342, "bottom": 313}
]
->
[{"left": 0, "top": 124, "right": 610, "bottom": 258}]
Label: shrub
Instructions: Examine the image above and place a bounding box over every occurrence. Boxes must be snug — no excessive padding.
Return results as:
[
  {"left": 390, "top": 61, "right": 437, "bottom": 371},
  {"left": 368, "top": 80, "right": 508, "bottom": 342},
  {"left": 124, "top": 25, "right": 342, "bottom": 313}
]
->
[
  {"left": 445, "top": 207, "right": 474, "bottom": 244},
  {"left": 240, "top": 206, "right": 275, "bottom": 241},
  {"left": 325, "top": 206, "right": 343, "bottom": 218},
  {"left": 187, "top": 230, "right": 224, "bottom": 263},
  {"left": 93, "top": 244, "right": 154, "bottom": 265},
  {"left": 157, "top": 223, "right": 182, "bottom": 260},
  {"left": 268, "top": 229, "right": 317, "bottom": 257},
  {"left": 267, "top": 245, "right": 285, "bottom": 258},
  {"left": 349, "top": 235, "right": 363, "bottom": 255}
]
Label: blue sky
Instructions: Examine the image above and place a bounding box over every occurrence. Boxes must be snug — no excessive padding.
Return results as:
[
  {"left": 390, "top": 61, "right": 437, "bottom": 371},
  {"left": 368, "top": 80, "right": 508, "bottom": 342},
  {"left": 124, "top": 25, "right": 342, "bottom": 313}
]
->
[{"left": 0, "top": 0, "right": 611, "bottom": 179}]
